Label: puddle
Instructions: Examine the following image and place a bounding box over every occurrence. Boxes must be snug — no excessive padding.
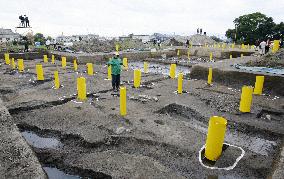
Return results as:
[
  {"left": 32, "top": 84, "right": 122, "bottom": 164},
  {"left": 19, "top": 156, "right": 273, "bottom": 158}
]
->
[
  {"left": 129, "top": 62, "right": 190, "bottom": 76},
  {"left": 233, "top": 64, "right": 284, "bottom": 75},
  {"left": 21, "top": 131, "right": 62, "bottom": 149},
  {"left": 43, "top": 167, "right": 82, "bottom": 179}
]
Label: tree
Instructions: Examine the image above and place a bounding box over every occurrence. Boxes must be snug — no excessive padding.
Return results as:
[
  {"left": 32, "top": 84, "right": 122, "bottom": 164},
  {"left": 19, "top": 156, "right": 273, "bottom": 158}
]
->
[
  {"left": 34, "top": 33, "right": 46, "bottom": 45},
  {"left": 210, "top": 36, "right": 223, "bottom": 42}
]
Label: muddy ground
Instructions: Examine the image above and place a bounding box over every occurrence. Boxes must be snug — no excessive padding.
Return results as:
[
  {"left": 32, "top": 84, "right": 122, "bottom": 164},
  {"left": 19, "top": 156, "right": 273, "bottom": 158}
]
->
[{"left": 0, "top": 55, "right": 283, "bottom": 178}]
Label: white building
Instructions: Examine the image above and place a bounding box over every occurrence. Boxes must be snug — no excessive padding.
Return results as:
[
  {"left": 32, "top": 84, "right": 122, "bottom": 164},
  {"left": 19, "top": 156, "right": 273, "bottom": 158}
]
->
[
  {"left": 0, "top": 28, "right": 20, "bottom": 43},
  {"left": 132, "top": 35, "right": 151, "bottom": 43},
  {"left": 56, "top": 34, "right": 99, "bottom": 43}
]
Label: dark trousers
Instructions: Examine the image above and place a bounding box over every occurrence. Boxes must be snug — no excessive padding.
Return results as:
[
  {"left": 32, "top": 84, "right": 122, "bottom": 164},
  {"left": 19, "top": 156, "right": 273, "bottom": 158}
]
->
[{"left": 112, "top": 74, "right": 120, "bottom": 90}]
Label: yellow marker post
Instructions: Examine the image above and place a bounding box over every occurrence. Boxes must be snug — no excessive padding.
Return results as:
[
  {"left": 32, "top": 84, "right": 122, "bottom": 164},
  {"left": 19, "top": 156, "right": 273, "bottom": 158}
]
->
[
  {"left": 108, "top": 66, "right": 112, "bottom": 80},
  {"left": 209, "top": 52, "right": 213, "bottom": 61},
  {"left": 241, "top": 44, "right": 245, "bottom": 49},
  {"left": 123, "top": 57, "right": 128, "bottom": 70},
  {"left": 87, "top": 63, "right": 93, "bottom": 75},
  {"left": 120, "top": 86, "right": 127, "bottom": 116},
  {"left": 61, "top": 57, "right": 67, "bottom": 68},
  {"left": 4, "top": 53, "right": 10, "bottom": 65},
  {"left": 205, "top": 116, "right": 227, "bottom": 161},
  {"left": 73, "top": 59, "right": 78, "bottom": 71},
  {"left": 54, "top": 71, "right": 60, "bottom": 89},
  {"left": 239, "top": 86, "right": 253, "bottom": 112},
  {"left": 208, "top": 67, "right": 212, "bottom": 85},
  {"left": 144, "top": 62, "right": 149, "bottom": 73},
  {"left": 134, "top": 69, "right": 141, "bottom": 88},
  {"left": 169, "top": 64, "right": 176, "bottom": 79},
  {"left": 241, "top": 54, "right": 244, "bottom": 58},
  {"left": 253, "top": 76, "right": 264, "bottom": 95},
  {"left": 11, "top": 58, "right": 16, "bottom": 69},
  {"left": 51, "top": 55, "right": 55, "bottom": 64},
  {"left": 177, "top": 73, "right": 183, "bottom": 94},
  {"left": 177, "top": 49, "right": 180, "bottom": 57},
  {"left": 272, "top": 40, "right": 280, "bottom": 53},
  {"left": 187, "top": 50, "right": 190, "bottom": 60},
  {"left": 77, "top": 77, "right": 86, "bottom": 100},
  {"left": 230, "top": 54, "right": 232, "bottom": 59},
  {"left": 36, "top": 64, "right": 44, "bottom": 81},
  {"left": 43, "top": 55, "right": 48, "bottom": 63},
  {"left": 18, "top": 59, "right": 24, "bottom": 72},
  {"left": 116, "top": 44, "right": 119, "bottom": 52}
]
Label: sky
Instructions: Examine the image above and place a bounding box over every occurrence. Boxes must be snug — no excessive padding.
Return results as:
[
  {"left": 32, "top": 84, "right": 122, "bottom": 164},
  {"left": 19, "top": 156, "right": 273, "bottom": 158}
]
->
[{"left": 0, "top": 0, "right": 283, "bottom": 38}]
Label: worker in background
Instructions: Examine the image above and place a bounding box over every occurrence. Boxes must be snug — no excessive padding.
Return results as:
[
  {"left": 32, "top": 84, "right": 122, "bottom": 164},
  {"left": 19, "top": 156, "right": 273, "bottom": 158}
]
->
[
  {"left": 107, "top": 52, "right": 123, "bottom": 92},
  {"left": 259, "top": 40, "right": 266, "bottom": 55}
]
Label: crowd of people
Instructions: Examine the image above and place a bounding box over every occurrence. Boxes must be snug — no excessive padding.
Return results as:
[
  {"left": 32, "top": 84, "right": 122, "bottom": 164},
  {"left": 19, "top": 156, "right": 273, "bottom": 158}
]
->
[{"left": 256, "top": 38, "right": 283, "bottom": 55}]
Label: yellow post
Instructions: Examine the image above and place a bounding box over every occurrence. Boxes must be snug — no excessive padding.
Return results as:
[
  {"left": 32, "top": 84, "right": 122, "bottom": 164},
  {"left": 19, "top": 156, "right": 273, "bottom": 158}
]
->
[
  {"left": 144, "top": 62, "right": 149, "bottom": 73},
  {"left": 4, "top": 53, "right": 10, "bottom": 65},
  {"left": 177, "top": 73, "right": 183, "bottom": 94},
  {"left": 241, "top": 44, "right": 245, "bottom": 49},
  {"left": 123, "top": 57, "right": 128, "bottom": 70},
  {"left": 51, "top": 55, "right": 55, "bottom": 64},
  {"left": 120, "top": 86, "right": 127, "bottom": 116},
  {"left": 239, "top": 86, "right": 253, "bottom": 112},
  {"left": 61, "top": 57, "right": 67, "bottom": 68},
  {"left": 18, "top": 59, "right": 24, "bottom": 72},
  {"left": 77, "top": 77, "right": 86, "bottom": 100},
  {"left": 232, "top": 43, "right": 235, "bottom": 48},
  {"left": 169, "top": 64, "right": 176, "bottom": 79},
  {"left": 187, "top": 50, "right": 190, "bottom": 60},
  {"left": 87, "top": 63, "right": 93, "bottom": 75},
  {"left": 36, "top": 64, "right": 44, "bottom": 81},
  {"left": 208, "top": 67, "right": 212, "bottom": 85},
  {"left": 205, "top": 116, "right": 227, "bottom": 161},
  {"left": 177, "top": 49, "right": 180, "bottom": 57},
  {"left": 11, "top": 58, "right": 16, "bottom": 69},
  {"left": 54, "top": 71, "right": 60, "bottom": 89},
  {"left": 209, "top": 52, "right": 213, "bottom": 61},
  {"left": 134, "top": 69, "right": 141, "bottom": 88},
  {"left": 43, "top": 55, "right": 48, "bottom": 63},
  {"left": 190, "top": 43, "right": 192, "bottom": 48},
  {"left": 230, "top": 54, "right": 232, "bottom": 59},
  {"left": 272, "top": 40, "right": 280, "bottom": 53},
  {"left": 116, "top": 44, "right": 119, "bottom": 52},
  {"left": 108, "top": 65, "right": 112, "bottom": 80},
  {"left": 73, "top": 59, "right": 78, "bottom": 71},
  {"left": 241, "top": 54, "right": 244, "bottom": 58},
  {"left": 253, "top": 76, "right": 264, "bottom": 95}
]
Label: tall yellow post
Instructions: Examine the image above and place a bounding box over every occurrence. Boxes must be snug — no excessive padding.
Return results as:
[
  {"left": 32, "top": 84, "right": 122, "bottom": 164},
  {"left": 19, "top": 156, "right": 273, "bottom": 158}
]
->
[
  {"left": 208, "top": 67, "right": 212, "bottom": 85},
  {"left": 18, "top": 59, "right": 24, "bottom": 72},
  {"left": 134, "top": 69, "right": 141, "bottom": 88},
  {"left": 73, "top": 59, "right": 78, "bottom": 71},
  {"left": 43, "top": 55, "right": 48, "bottom": 63},
  {"left": 4, "top": 53, "right": 10, "bottom": 65},
  {"left": 61, "top": 57, "right": 67, "bottom": 68},
  {"left": 11, "top": 58, "right": 16, "bottom": 69},
  {"left": 177, "top": 49, "right": 180, "bottom": 57},
  {"left": 241, "top": 54, "right": 244, "bottom": 58},
  {"left": 51, "top": 55, "right": 55, "bottom": 64},
  {"left": 272, "top": 40, "right": 280, "bottom": 53},
  {"left": 54, "top": 71, "right": 60, "bottom": 89},
  {"left": 230, "top": 54, "right": 232, "bottom": 59},
  {"left": 177, "top": 73, "right": 183, "bottom": 94},
  {"left": 123, "top": 57, "right": 128, "bottom": 70},
  {"left": 210, "top": 52, "right": 213, "bottom": 61},
  {"left": 253, "top": 76, "right": 264, "bottom": 95},
  {"left": 108, "top": 66, "right": 112, "bottom": 80},
  {"left": 116, "top": 44, "right": 119, "bottom": 52},
  {"left": 241, "top": 44, "right": 245, "bottom": 49},
  {"left": 120, "top": 86, "right": 127, "bottom": 116},
  {"left": 169, "top": 64, "right": 176, "bottom": 79},
  {"left": 187, "top": 50, "right": 190, "bottom": 60},
  {"left": 87, "top": 63, "right": 93, "bottom": 75},
  {"left": 144, "top": 62, "right": 149, "bottom": 73},
  {"left": 239, "top": 86, "right": 253, "bottom": 112},
  {"left": 205, "top": 116, "right": 227, "bottom": 161},
  {"left": 36, "top": 64, "right": 44, "bottom": 81},
  {"left": 77, "top": 77, "right": 86, "bottom": 100}
]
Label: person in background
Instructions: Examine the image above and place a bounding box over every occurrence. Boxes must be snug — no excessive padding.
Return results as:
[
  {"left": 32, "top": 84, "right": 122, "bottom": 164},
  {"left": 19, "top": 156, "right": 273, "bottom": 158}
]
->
[
  {"left": 107, "top": 52, "right": 123, "bottom": 92},
  {"left": 200, "top": 28, "right": 203, "bottom": 35},
  {"left": 259, "top": 40, "right": 266, "bottom": 55},
  {"left": 185, "top": 39, "right": 189, "bottom": 47},
  {"left": 265, "top": 38, "right": 271, "bottom": 54},
  {"left": 197, "top": 28, "right": 199, "bottom": 34},
  {"left": 25, "top": 16, "right": 30, "bottom": 27}
]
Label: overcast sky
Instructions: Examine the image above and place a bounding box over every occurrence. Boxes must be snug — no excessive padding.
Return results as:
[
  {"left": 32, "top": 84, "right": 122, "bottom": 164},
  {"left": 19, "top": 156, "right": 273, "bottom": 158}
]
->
[{"left": 0, "top": 0, "right": 283, "bottom": 38}]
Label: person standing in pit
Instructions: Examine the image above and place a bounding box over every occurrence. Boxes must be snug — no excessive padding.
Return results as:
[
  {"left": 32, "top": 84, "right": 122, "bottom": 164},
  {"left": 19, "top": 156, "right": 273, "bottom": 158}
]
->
[
  {"left": 259, "top": 40, "right": 266, "bottom": 55},
  {"left": 107, "top": 52, "right": 123, "bottom": 92}
]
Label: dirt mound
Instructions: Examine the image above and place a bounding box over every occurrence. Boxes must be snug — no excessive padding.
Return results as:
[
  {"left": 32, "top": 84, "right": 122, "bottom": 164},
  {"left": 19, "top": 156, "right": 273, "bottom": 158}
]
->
[{"left": 163, "top": 34, "right": 216, "bottom": 46}]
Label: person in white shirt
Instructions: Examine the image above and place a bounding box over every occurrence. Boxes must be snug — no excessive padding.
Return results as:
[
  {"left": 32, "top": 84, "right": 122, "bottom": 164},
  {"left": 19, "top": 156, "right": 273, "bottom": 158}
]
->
[{"left": 259, "top": 40, "right": 266, "bottom": 55}]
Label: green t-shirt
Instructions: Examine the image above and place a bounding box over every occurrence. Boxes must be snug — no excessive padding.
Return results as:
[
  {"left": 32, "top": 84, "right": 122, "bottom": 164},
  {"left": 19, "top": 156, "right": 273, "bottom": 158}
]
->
[{"left": 107, "top": 58, "right": 123, "bottom": 75}]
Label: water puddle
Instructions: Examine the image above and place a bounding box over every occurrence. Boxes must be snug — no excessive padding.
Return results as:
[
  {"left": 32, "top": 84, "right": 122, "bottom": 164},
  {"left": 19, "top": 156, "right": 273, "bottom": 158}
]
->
[
  {"left": 21, "top": 131, "right": 62, "bottom": 149},
  {"left": 43, "top": 167, "right": 83, "bottom": 179},
  {"left": 233, "top": 64, "right": 284, "bottom": 75}
]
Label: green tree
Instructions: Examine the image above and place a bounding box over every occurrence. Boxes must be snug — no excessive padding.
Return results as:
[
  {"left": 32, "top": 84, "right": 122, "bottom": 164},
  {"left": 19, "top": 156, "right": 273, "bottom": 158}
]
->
[{"left": 34, "top": 33, "right": 46, "bottom": 45}]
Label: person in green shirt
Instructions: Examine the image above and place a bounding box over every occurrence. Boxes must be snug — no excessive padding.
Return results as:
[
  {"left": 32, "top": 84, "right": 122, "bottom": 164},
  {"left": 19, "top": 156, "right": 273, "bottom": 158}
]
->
[{"left": 107, "top": 52, "right": 123, "bottom": 92}]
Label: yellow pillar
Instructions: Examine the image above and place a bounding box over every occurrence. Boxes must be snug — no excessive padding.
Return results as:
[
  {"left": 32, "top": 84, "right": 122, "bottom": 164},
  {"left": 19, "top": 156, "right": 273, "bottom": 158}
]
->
[
  {"left": 54, "top": 71, "right": 60, "bottom": 89},
  {"left": 209, "top": 52, "right": 213, "bottom": 61},
  {"left": 169, "top": 64, "right": 176, "bottom": 79},
  {"left": 4, "top": 53, "right": 10, "bottom": 65},
  {"left": 116, "top": 44, "right": 119, "bottom": 52},
  {"left": 187, "top": 50, "right": 190, "bottom": 60},
  {"left": 18, "top": 59, "right": 24, "bottom": 72},
  {"left": 61, "top": 57, "right": 67, "bottom": 68},
  {"left": 239, "top": 86, "right": 253, "bottom": 112},
  {"left": 230, "top": 54, "right": 232, "bottom": 59},
  {"left": 11, "top": 58, "right": 16, "bottom": 69},
  {"left": 134, "top": 69, "right": 141, "bottom": 88},
  {"left": 73, "top": 59, "right": 78, "bottom": 71},
  {"left": 272, "top": 40, "right": 280, "bottom": 53},
  {"left": 108, "top": 65, "right": 112, "bottom": 80},
  {"left": 36, "top": 64, "right": 44, "bottom": 81},
  {"left": 177, "top": 49, "right": 180, "bottom": 57},
  {"left": 208, "top": 67, "right": 212, "bottom": 85},
  {"left": 205, "top": 116, "right": 227, "bottom": 161},
  {"left": 144, "top": 62, "right": 149, "bottom": 73},
  {"left": 120, "top": 86, "right": 127, "bottom": 116},
  {"left": 177, "top": 73, "right": 183, "bottom": 94},
  {"left": 87, "top": 63, "right": 93, "bottom": 75},
  {"left": 241, "top": 44, "right": 245, "bottom": 49},
  {"left": 253, "top": 76, "right": 264, "bottom": 95},
  {"left": 77, "top": 77, "right": 86, "bottom": 100},
  {"left": 123, "top": 57, "right": 128, "bottom": 70},
  {"left": 51, "top": 55, "right": 55, "bottom": 64},
  {"left": 43, "top": 55, "right": 48, "bottom": 63},
  {"left": 241, "top": 54, "right": 243, "bottom": 58}
]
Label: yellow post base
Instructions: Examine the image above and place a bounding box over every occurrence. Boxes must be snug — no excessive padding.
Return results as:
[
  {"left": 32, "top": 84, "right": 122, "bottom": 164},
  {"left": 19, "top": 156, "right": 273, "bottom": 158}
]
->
[
  {"left": 62, "top": 57, "right": 67, "bottom": 68},
  {"left": 120, "top": 86, "right": 127, "bottom": 116},
  {"left": 239, "top": 86, "right": 253, "bottom": 112},
  {"left": 177, "top": 73, "right": 183, "bottom": 94},
  {"left": 205, "top": 116, "right": 227, "bottom": 161},
  {"left": 4, "top": 53, "right": 10, "bottom": 65},
  {"left": 43, "top": 55, "right": 48, "bottom": 63},
  {"left": 36, "top": 64, "right": 44, "bottom": 80},
  {"left": 134, "top": 69, "right": 141, "bottom": 88},
  {"left": 73, "top": 60, "right": 78, "bottom": 71},
  {"left": 230, "top": 54, "right": 232, "bottom": 59},
  {"left": 11, "top": 58, "right": 16, "bottom": 69},
  {"left": 108, "top": 66, "right": 112, "bottom": 80},
  {"left": 18, "top": 59, "right": 24, "bottom": 72},
  {"left": 253, "top": 76, "right": 264, "bottom": 95},
  {"left": 169, "top": 64, "right": 176, "bottom": 79},
  {"left": 54, "top": 71, "right": 60, "bottom": 89},
  {"left": 208, "top": 67, "right": 212, "bottom": 85},
  {"left": 87, "top": 63, "right": 93, "bottom": 75},
  {"left": 177, "top": 49, "right": 180, "bottom": 57},
  {"left": 123, "top": 58, "right": 128, "bottom": 70},
  {"left": 51, "top": 55, "right": 55, "bottom": 64},
  {"left": 144, "top": 62, "right": 149, "bottom": 73},
  {"left": 77, "top": 77, "right": 86, "bottom": 100},
  {"left": 241, "top": 54, "right": 244, "bottom": 58}
]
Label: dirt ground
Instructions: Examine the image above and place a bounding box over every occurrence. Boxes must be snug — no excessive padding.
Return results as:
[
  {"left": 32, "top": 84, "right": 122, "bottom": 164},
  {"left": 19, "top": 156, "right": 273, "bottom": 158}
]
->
[{"left": 0, "top": 55, "right": 283, "bottom": 178}]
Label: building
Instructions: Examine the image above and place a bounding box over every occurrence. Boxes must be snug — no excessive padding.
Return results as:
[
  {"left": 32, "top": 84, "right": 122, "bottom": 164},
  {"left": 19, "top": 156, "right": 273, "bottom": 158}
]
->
[
  {"left": 131, "top": 34, "right": 151, "bottom": 43},
  {"left": 56, "top": 34, "right": 99, "bottom": 43},
  {"left": 0, "top": 28, "right": 21, "bottom": 43}
]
